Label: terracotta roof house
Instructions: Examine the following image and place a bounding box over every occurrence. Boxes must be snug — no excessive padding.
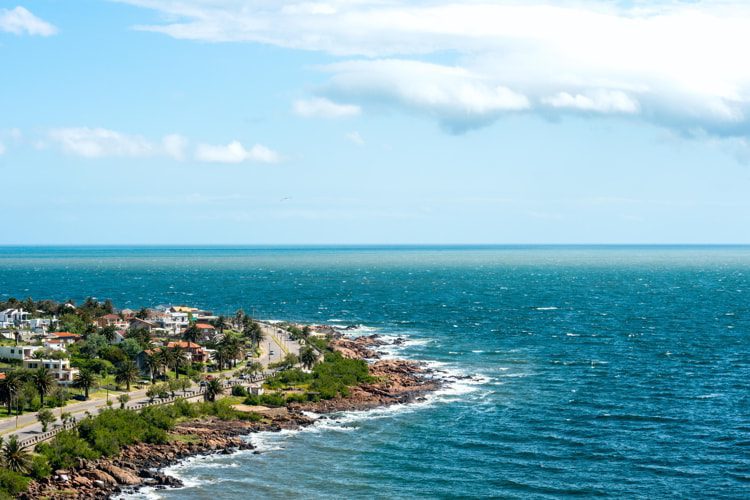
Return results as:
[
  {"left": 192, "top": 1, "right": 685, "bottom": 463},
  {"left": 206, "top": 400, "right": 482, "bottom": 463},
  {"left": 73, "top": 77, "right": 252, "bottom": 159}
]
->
[
  {"left": 47, "top": 331, "right": 82, "bottom": 345},
  {"left": 167, "top": 341, "right": 209, "bottom": 363}
]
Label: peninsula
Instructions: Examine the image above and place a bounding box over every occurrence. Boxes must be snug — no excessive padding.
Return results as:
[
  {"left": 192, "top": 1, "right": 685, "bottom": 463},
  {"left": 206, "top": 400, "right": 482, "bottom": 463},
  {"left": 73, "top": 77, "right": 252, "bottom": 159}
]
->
[{"left": 0, "top": 297, "right": 438, "bottom": 498}]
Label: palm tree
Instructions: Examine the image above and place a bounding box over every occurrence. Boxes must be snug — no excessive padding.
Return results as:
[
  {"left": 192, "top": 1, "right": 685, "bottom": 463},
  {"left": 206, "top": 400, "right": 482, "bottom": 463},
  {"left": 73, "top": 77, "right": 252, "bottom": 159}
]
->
[
  {"left": 0, "top": 372, "right": 23, "bottom": 416},
  {"left": 115, "top": 360, "right": 140, "bottom": 391},
  {"left": 172, "top": 347, "right": 188, "bottom": 379},
  {"left": 220, "top": 334, "right": 242, "bottom": 368},
  {"left": 2, "top": 435, "right": 32, "bottom": 474},
  {"left": 214, "top": 315, "right": 227, "bottom": 334},
  {"left": 213, "top": 346, "right": 227, "bottom": 371},
  {"left": 204, "top": 379, "right": 223, "bottom": 402},
  {"left": 300, "top": 346, "right": 318, "bottom": 370},
  {"left": 234, "top": 308, "right": 245, "bottom": 329},
  {"left": 144, "top": 351, "right": 164, "bottom": 383},
  {"left": 243, "top": 321, "right": 264, "bottom": 349},
  {"left": 32, "top": 367, "right": 55, "bottom": 408},
  {"left": 182, "top": 324, "right": 200, "bottom": 344},
  {"left": 73, "top": 368, "right": 97, "bottom": 399},
  {"left": 100, "top": 325, "right": 117, "bottom": 343}
]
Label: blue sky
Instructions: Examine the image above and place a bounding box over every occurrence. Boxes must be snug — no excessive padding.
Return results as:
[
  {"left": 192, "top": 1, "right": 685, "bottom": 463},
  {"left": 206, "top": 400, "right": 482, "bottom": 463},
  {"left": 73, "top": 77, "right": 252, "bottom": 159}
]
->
[{"left": 1, "top": 0, "right": 749, "bottom": 244}]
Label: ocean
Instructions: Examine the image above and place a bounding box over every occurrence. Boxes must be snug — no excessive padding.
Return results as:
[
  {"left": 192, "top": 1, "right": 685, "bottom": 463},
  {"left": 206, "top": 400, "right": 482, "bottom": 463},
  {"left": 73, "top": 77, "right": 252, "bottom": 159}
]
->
[{"left": 1, "top": 246, "right": 748, "bottom": 498}]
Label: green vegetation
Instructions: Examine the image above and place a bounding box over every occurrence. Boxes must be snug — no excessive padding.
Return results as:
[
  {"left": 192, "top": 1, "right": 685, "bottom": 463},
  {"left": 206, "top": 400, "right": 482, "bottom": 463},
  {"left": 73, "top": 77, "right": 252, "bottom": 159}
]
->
[
  {"left": 248, "top": 351, "right": 371, "bottom": 406},
  {"left": 36, "top": 408, "right": 56, "bottom": 432}
]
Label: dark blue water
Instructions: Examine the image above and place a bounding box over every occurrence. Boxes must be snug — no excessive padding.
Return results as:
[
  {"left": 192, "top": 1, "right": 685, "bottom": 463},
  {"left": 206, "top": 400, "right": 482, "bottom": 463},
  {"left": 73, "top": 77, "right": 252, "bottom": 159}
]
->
[{"left": 1, "top": 246, "right": 748, "bottom": 498}]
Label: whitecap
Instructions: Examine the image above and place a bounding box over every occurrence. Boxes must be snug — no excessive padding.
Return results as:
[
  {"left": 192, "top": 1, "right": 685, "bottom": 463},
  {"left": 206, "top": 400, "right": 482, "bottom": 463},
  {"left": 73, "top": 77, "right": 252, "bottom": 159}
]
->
[{"left": 535, "top": 306, "right": 559, "bottom": 311}]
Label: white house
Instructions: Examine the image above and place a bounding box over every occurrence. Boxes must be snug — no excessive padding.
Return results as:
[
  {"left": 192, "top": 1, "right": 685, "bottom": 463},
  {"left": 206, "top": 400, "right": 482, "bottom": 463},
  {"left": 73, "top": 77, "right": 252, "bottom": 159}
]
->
[
  {"left": 0, "top": 345, "right": 39, "bottom": 361},
  {"left": 23, "top": 358, "right": 79, "bottom": 385},
  {"left": 0, "top": 309, "right": 30, "bottom": 327}
]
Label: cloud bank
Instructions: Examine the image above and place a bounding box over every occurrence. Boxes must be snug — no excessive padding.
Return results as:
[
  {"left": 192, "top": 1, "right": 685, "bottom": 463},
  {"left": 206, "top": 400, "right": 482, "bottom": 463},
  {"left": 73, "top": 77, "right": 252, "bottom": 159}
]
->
[
  {"left": 0, "top": 6, "right": 57, "bottom": 36},
  {"left": 117, "top": 0, "right": 750, "bottom": 137},
  {"left": 48, "top": 127, "right": 278, "bottom": 163},
  {"left": 195, "top": 141, "right": 280, "bottom": 164}
]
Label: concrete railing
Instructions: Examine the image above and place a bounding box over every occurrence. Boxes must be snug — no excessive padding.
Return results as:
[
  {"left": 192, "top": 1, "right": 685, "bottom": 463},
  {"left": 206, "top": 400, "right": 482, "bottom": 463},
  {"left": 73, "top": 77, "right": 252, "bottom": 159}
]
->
[{"left": 18, "top": 373, "right": 276, "bottom": 449}]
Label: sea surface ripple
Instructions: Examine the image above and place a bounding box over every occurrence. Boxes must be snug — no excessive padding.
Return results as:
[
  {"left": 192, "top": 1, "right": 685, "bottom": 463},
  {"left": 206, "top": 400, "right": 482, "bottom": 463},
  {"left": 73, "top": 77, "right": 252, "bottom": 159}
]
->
[{"left": 0, "top": 246, "right": 748, "bottom": 498}]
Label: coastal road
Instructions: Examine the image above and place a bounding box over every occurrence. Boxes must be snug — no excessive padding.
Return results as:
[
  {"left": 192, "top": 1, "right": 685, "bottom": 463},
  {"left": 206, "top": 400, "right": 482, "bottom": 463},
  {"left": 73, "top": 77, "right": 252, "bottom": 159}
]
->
[{"left": 1, "top": 323, "right": 303, "bottom": 444}]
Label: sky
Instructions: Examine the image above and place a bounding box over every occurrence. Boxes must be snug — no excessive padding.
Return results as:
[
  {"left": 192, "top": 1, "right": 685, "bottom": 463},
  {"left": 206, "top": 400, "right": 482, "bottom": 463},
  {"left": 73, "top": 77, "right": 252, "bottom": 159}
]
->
[{"left": 1, "top": 0, "right": 750, "bottom": 245}]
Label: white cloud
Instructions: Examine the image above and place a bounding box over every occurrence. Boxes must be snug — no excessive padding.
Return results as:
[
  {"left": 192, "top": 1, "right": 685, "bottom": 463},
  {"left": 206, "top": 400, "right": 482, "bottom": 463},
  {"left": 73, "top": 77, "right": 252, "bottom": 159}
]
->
[
  {"left": 346, "top": 131, "right": 364, "bottom": 146},
  {"left": 323, "top": 59, "right": 530, "bottom": 132},
  {"left": 49, "top": 127, "right": 192, "bottom": 160},
  {"left": 162, "top": 133, "right": 189, "bottom": 160},
  {"left": 543, "top": 90, "right": 640, "bottom": 114},
  {"left": 0, "top": 6, "right": 57, "bottom": 36},
  {"left": 49, "top": 127, "right": 154, "bottom": 158},
  {"left": 195, "top": 140, "right": 280, "bottom": 164},
  {"left": 116, "top": 1, "right": 750, "bottom": 137},
  {"left": 0, "top": 143, "right": 5, "bottom": 156},
  {"left": 293, "top": 97, "right": 360, "bottom": 118}
]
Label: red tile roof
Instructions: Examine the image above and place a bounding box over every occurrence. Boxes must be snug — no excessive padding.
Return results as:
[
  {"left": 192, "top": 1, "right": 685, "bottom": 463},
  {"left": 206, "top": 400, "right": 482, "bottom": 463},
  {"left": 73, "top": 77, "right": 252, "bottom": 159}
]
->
[
  {"left": 51, "top": 332, "right": 81, "bottom": 338},
  {"left": 167, "top": 341, "right": 202, "bottom": 349},
  {"left": 195, "top": 323, "right": 215, "bottom": 329}
]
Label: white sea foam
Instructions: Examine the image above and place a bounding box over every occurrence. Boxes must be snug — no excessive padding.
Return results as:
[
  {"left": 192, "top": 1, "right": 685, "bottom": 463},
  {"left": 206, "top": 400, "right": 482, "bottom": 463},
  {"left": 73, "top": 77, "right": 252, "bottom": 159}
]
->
[{"left": 535, "top": 306, "right": 559, "bottom": 311}]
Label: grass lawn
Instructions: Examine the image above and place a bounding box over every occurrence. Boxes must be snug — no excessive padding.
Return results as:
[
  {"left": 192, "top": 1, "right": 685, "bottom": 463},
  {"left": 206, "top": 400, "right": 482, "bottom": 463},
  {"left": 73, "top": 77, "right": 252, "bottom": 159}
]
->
[{"left": 169, "top": 432, "right": 200, "bottom": 444}]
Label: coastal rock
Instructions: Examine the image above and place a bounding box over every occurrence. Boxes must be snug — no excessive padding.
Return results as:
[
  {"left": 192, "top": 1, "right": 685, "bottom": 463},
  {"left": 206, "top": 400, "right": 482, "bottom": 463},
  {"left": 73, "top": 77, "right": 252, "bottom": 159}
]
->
[
  {"left": 84, "top": 469, "right": 118, "bottom": 486},
  {"left": 101, "top": 464, "right": 141, "bottom": 485}
]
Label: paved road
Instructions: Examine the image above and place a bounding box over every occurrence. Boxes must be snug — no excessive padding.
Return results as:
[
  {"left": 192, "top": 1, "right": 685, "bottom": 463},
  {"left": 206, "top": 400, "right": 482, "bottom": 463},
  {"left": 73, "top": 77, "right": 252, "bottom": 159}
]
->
[{"left": 0, "top": 322, "right": 303, "bottom": 444}]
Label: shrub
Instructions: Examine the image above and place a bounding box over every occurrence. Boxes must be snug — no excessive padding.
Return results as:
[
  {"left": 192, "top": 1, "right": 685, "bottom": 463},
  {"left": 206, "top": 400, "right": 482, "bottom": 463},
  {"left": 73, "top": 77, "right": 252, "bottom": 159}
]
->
[
  {"left": 259, "top": 392, "right": 286, "bottom": 408},
  {"left": 284, "top": 393, "right": 307, "bottom": 404},
  {"left": 37, "top": 430, "right": 99, "bottom": 470},
  {"left": 231, "top": 385, "right": 247, "bottom": 397},
  {"left": 0, "top": 468, "right": 31, "bottom": 497},
  {"left": 309, "top": 352, "right": 371, "bottom": 400},
  {"left": 29, "top": 455, "right": 52, "bottom": 480},
  {"left": 141, "top": 406, "right": 176, "bottom": 431},
  {"left": 265, "top": 368, "right": 312, "bottom": 389}
]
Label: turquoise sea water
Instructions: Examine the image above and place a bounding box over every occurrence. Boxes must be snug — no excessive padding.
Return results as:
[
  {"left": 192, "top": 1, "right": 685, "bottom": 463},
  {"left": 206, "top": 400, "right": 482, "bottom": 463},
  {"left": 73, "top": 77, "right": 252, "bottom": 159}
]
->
[{"left": 1, "top": 246, "right": 749, "bottom": 498}]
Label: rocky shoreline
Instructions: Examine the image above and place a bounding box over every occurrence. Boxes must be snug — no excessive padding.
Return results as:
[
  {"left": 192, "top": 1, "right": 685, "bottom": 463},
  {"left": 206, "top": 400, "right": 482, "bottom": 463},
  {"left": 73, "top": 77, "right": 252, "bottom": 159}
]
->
[{"left": 23, "top": 334, "right": 440, "bottom": 499}]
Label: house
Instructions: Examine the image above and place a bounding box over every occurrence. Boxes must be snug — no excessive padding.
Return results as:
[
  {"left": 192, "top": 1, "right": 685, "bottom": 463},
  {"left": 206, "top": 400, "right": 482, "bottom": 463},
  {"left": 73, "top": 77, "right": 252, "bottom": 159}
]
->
[
  {"left": 167, "top": 341, "right": 209, "bottom": 363},
  {"left": 111, "top": 330, "right": 126, "bottom": 344},
  {"left": 29, "top": 318, "right": 54, "bottom": 334},
  {"left": 0, "top": 345, "right": 39, "bottom": 361},
  {"left": 23, "top": 358, "right": 79, "bottom": 385},
  {"left": 0, "top": 309, "right": 30, "bottom": 327},
  {"left": 195, "top": 323, "right": 217, "bottom": 339},
  {"left": 158, "top": 308, "right": 189, "bottom": 334},
  {"left": 42, "top": 338, "right": 67, "bottom": 351},
  {"left": 129, "top": 318, "right": 156, "bottom": 331},
  {"left": 120, "top": 308, "right": 136, "bottom": 319},
  {"left": 96, "top": 313, "right": 129, "bottom": 329},
  {"left": 46, "top": 331, "right": 81, "bottom": 346},
  {"left": 135, "top": 348, "right": 161, "bottom": 378}
]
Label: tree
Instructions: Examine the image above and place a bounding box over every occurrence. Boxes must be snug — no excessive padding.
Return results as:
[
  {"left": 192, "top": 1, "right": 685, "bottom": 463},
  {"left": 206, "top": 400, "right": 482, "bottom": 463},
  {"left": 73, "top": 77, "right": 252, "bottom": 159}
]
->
[
  {"left": 220, "top": 334, "right": 242, "bottom": 368},
  {"left": 32, "top": 367, "right": 55, "bottom": 408},
  {"left": 300, "top": 347, "right": 318, "bottom": 370},
  {"left": 171, "top": 347, "right": 188, "bottom": 379},
  {"left": 214, "top": 315, "right": 228, "bottom": 334},
  {"left": 0, "top": 371, "right": 24, "bottom": 416},
  {"left": 117, "top": 394, "right": 130, "bottom": 409},
  {"left": 234, "top": 308, "right": 245, "bottom": 329},
  {"left": 243, "top": 321, "right": 264, "bottom": 348},
  {"left": 115, "top": 360, "right": 140, "bottom": 391},
  {"left": 182, "top": 324, "right": 200, "bottom": 344},
  {"left": 135, "top": 307, "right": 149, "bottom": 319},
  {"left": 245, "top": 361, "right": 264, "bottom": 377},
  {"left": 204, "top": 379, "right": 223, "bottom": 402},
  {"left": 2, "top": 435, "right": 32, "bottom": 474},
  {"left": 145, "top": 351, "right": 164, "bottom": 384},
  {"left": 213, "top": 346, "right": 227, "bottom": 371},
  {"left": 178, "top": 378, "right": 191, "bottom": 395},
  {"left": 73, "top": 368, "right": 97, "bottom": 399},
  {"left": 100, "top": 325, "right": 118, "bottom": 343},
  {"left": 37, "top": 408, "right": 56, "bottom": 432}
]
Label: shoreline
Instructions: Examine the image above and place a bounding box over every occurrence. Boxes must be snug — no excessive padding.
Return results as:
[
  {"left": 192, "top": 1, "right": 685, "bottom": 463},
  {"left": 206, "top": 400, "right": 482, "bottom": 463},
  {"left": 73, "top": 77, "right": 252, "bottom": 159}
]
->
[{"left": 23, "top": 334, "right": 441, "bottom": 499}]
